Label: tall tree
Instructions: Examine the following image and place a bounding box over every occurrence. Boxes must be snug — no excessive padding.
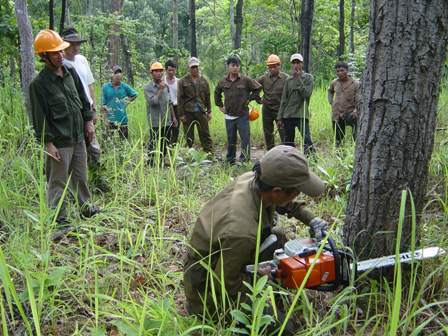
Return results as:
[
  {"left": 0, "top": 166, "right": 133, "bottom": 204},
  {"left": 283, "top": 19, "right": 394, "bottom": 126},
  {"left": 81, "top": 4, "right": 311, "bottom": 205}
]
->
[
  {"left": 338, "top": 0, "right": 345, "bottom": 58},
  {"left": 230, "top": 0, "right": 235, "bottom": 44},
  {"left": 109, "top": 0, "right": 123, "bottom": 67},
  {"left": 121, "top": 33, "right": 134, "bottom": 86},
  {"left": 300, "top": 0, "right": 314, "bottom": 72},
  {"left": 344, "top": 0, "right": 448, "bottom": 259},
  {"left": 233, "top": 0, "right": 243, "bottom": 50},
  {"left": 59, "top": 0, "right": 67, "bottom": 33},
  {"left": 172, "top": 0, "right": 178, "bottom": 50},
  {"left": 189, "top": 0, "right": 197, "bottom": 57},
  {"left": 14, "top": 0, "right": 35, "bottom": 117},
  {"left": 349, "top": 0, "right": 355, "bottom": 54},
  {"left": 49, "top": 0, "right": 54, "bottom": 30}
]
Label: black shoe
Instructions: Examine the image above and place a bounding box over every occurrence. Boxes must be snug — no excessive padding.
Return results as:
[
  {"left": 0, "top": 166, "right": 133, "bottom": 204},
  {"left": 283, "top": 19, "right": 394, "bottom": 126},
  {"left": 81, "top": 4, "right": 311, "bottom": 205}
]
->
[{"left": 80, "top": 204, "right": 100, "bottom": 218}]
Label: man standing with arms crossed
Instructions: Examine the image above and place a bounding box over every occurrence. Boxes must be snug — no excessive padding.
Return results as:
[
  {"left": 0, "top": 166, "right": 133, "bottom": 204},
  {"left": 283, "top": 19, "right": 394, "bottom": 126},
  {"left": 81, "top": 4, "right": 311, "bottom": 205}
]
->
[
  {"left": 277, "top": 53, "right": 315, "bottom": 155},
  {"left": 257, "top": 54, "right": 288, "bottom": 150},
  {"left": 215, "top": 56, "right": 261, "bottom": 164},
  {"left": 29, "top": 29, "right": 99, "bottom": 228},
  {"left": 177, "top": 57, "right": 213, "bottom": 154}
]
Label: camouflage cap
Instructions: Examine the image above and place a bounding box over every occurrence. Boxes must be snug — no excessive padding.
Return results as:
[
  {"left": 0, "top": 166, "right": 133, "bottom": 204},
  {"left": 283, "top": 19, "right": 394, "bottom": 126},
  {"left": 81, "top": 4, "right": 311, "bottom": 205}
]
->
[{"left": 259, "top": 145, "right": 325, "bottom": 197}]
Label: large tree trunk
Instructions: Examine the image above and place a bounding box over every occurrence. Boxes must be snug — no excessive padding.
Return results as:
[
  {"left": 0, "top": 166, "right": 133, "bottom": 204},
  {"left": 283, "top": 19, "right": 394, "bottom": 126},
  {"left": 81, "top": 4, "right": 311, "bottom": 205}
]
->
[
  {"left": 121, "top": 33, "right": 134, "bottom": 86},
  {"left": 349, "top": 0, "right": 355, "bottom": 54},
  {"left": 49, "top": 0, "right": 54, "bottom": 30},
  {"left": 344, "top": 0, "right": 448, "bottom": 259},
  {"left": 300, "top": 0, "right": 314, "bottom": 73},
  {"left": 338, "top": 0, "right": 345, "bottom": 59},
  {"left": 14, "top": 0, "right": 35, "bottom": 118},
  {"left": 59, "top": 0, "right": 67, "bottom": 33},
  {"left": 189, "top": 0, "right": 197, "bottom": 57},
  {"left": 233, "top": 0, "right": 243, "bottom": 50},
  {"left": 109, "top": 0, "right": 123, "bottom": 68}
]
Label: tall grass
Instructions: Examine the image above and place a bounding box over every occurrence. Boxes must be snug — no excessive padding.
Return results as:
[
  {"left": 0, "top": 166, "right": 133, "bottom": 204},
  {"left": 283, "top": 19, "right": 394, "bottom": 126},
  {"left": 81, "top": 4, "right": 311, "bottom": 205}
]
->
[{"left": 0, "top": 82, "right": 446, "bottom": 335}]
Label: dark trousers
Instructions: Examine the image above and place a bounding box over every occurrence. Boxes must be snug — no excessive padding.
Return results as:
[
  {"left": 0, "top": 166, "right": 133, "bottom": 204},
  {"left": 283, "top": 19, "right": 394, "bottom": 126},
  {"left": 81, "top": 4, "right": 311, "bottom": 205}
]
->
[
  {"left": 107, "top": 123, "right": 129, "bottom": 140},
  {"left": 148, "top": 126, "right": 171, "bottom": 165},
  {"left": 262, "top": 105, "right": 285, "bottom": 150},
  {"left": 170, "top": 105, "right": 180, "bottom": 145},
  {"left": 183, "top": 111, "right": 213, "bottom": 153},
  {"left": 225, "top": 114, "right": 250, "bottom": 163},
  {"left": 332, "top": 119, "right": 357, "bottom": 147},
  {"left": 282, "top": 118, "right": 314, "bottom": 155}
]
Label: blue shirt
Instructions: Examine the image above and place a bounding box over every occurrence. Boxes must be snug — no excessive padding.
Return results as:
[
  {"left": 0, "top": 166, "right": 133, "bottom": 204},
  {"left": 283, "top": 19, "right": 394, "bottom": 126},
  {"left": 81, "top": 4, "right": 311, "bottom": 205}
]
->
[{"left": 101, "top": 82, "right": 137, "bottom": 125}]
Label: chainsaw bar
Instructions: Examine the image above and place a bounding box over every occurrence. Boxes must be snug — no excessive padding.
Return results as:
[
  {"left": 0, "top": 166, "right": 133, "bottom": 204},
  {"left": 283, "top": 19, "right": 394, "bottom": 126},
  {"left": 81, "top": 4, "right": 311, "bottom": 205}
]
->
[{"left": 354, "top": 247, "right": 446, "bottom": 273}]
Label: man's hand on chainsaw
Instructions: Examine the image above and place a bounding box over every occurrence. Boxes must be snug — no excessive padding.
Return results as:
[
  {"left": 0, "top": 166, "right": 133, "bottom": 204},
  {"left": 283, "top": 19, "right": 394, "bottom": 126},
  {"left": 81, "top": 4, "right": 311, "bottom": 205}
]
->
[
  {"left": 309, "top": 217, "right": 329, "bottom": 242},
  {"left": 258, "top": 264, "right": 274, "bottom": 280}
]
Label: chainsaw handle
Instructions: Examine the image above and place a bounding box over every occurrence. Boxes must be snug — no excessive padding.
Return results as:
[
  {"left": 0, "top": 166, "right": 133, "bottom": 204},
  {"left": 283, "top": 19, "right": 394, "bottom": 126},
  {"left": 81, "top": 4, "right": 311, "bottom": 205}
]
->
[{"left": 314, "top": 233, "right": 342, "bottom": 291}]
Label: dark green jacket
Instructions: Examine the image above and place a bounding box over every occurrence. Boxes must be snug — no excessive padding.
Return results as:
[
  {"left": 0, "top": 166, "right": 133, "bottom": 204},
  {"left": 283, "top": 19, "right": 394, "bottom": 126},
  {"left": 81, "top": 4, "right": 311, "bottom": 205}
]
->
[
  {"left": 29, "top": 65, "right": 93, "bottom": 148},
  {"left": 184, "top": 171, "right": 316, "bottom": 315},
  {"left": 256, "top": 71, "right": 288, "bottom": 111},
  {"left": 177, "top": 74, "right": 211, "bottom": 117},
  {"left": 278, "top": 72, "right": 313, "bottom": 119}
]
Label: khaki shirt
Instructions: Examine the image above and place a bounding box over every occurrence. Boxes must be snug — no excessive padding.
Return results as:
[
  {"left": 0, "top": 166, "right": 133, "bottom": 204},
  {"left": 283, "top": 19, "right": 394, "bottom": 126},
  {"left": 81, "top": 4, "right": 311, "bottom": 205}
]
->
[
  {"left": 278, "top": 72, "right": 314, "bottom": 120},
  {"left": 177, "top": 74, "right": 211, "bottom": 117},
  {"left": 29, "top": 65, "right": 93, "bottom": 148},
  {"left": 328, "top": 77, "right": 361, "bottom": 121},
  {"left": 256, "top": 71, "right": 288, "bottom": 111},
  {"left": 187, "top": 171, "right": 316, "bottom": 304},
  {"left": 214, "top": 74, "right": 261, "bottom": 117}
]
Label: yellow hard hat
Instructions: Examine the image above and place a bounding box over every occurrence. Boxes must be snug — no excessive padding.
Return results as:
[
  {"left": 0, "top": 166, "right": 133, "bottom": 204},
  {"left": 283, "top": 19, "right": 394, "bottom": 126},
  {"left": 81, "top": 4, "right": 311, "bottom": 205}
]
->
[
  {"left": 34, "top": 29, "right": 70, "bottom": 54},
  {"left": 150, "top": 62, "right": 164, "bottom": 71},
  {"left": 249, "top": 107, "right": 260, "bottom": 121},
  {"left": 266, "top": 54, "right": 281, "bottom": 66}
]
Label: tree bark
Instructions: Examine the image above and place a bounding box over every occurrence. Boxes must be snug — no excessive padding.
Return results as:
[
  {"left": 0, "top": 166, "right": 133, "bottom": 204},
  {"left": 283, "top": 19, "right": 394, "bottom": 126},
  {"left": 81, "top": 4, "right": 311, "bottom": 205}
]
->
[
  {"left": 109, "top": 0, "right": 123, "bottom": 68},
  {"left": 14, "top": 0, "right": 35, "bottom": 117},
  {"left": 189, "top": 0, "right": 197, "bottom": 57},
  {"left": 233, "top": 0, "right": 243, "bottom": 50},
  {"left": 230, "top": 0, "right": 235, "bottom": 44},
  {"left": 300, "top": 0, "right": 314, "bottom": 73},
  {"left": 338, "top": 0, "right": 345, "bottom": 59},
  {"left": 349, "top": 0, "right": 355, "bottom": 54},
  {"left": 59, "top": 0, "right": 67, "bottom": 33},
  {"left": 344, "top": 0, "right": 448, "bottom": 259},
  {"left": 172, "top": 0, "right": 178, "bottom": 50},
  {"left": 49, "top": 0, "right": 54, "bottom": 30},
  {"left": 121, "top": 33, "right": 134, "bottom": 86}
]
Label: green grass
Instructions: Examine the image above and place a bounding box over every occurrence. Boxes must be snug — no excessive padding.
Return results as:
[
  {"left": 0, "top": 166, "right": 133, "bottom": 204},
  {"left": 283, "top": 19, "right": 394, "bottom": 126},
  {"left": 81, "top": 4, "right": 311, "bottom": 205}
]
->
[{"left": 0, "top": 82, "right": 447, "bottom": 335}]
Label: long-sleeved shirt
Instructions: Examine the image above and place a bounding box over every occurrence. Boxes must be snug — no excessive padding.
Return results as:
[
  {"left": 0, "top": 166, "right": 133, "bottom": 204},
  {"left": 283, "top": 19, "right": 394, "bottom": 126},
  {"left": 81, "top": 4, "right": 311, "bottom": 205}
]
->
[
  {"left": 277, "top": 72, "right": 314, "bottom": 120},
  {"left": 177, "top": 74, "right": 211, "bottom": 117},
  {"left": 328, "top": 77, "right": 361, "bottom": 121},
  {"left": 101, "top": 81, "right": 137, "bottom": 125},
  {"left": 29, "top": 65, "right": 93, "bottom": 148},
  {"left": 256, "top": 71, "right": 288, "bottom": 111},
  {"left": 144, "top": 81, "right": 172, "bottom": 128},
  {"left": 214, "top": 74, "right": 261, "bottom": 117}
]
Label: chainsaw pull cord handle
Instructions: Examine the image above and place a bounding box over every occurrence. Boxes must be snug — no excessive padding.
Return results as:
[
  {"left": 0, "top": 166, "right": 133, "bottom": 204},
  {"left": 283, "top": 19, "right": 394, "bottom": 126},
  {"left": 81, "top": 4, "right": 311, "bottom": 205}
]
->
[{"left": 314, "top": 230, "right": 342, "bottom": 291}]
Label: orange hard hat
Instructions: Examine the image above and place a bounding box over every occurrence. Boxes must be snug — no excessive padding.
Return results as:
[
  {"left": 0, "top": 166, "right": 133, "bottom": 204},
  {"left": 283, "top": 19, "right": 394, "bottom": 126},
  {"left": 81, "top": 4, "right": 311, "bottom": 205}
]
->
[
  {"left": 34, "top": 29, "right": 70, "bottom": 54},
  {"left": 249, "top": 107, "right": 260, "bottom": 121},
  {"left": 150, "top": 62, "right": 164, "bottom": 71},
  {"left": 266, "top": 54, "right": 281, "bottom": 65}
]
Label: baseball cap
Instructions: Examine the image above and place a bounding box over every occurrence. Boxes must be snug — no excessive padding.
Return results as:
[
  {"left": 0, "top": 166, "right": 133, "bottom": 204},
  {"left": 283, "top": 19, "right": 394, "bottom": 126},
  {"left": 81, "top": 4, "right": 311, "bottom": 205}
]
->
[
  {"left": 112, "top": 65, "right": 122, "bottom": 74},
  {"left": 61, "top": 28, "right": 87, "bottom": 43},
  {"left": 290, "top": 53, "right": 304, "bottom": 63},
  {"left": 188, "top": 57, "right": 200, "bottom": 67},
  {"left": 259, "top": 145, "right": 325, "bottom": 197}
]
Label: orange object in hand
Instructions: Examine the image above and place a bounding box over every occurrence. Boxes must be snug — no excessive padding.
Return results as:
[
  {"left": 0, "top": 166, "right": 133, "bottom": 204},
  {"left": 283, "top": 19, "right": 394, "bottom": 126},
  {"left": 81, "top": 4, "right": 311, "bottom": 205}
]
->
[{"left": 249, "top": 107, "right": 260, "bottom": 121}]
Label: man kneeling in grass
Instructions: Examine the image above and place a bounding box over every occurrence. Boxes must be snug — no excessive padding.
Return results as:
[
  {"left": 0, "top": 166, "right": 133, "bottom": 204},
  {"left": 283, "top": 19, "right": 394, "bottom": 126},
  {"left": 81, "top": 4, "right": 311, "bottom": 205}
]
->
[{"left": 184, "top": 145, "right": 328, "bottom": 323}]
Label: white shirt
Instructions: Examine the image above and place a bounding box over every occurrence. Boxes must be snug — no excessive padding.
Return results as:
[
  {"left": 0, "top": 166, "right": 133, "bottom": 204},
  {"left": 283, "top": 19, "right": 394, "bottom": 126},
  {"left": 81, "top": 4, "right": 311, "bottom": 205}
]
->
[
  {"left": 165, "top": 76, "right": 178, "bottom": 106},
  {"left": 63, "top": 54, "right": 95, "bottom": 105}
]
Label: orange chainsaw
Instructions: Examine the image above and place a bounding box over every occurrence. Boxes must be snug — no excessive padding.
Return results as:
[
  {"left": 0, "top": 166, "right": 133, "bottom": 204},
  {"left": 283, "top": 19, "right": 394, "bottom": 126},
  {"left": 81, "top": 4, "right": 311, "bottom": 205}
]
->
[{"left": 246, "top": 235, "right": 445, "bottom": 291}]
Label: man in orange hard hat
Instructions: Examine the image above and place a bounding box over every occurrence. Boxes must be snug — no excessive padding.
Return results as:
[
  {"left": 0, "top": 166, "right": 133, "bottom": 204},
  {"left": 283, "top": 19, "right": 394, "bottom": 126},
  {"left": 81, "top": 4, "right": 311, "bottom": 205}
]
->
[
  {"left": 144, "top": 61, "right": 178, "bottom": 165},
  {"left": 256, "top": 54, "right": 288, "bottom": 150},
  {"left": 29, "top": 29, "right": 99, "bottom": 233}
]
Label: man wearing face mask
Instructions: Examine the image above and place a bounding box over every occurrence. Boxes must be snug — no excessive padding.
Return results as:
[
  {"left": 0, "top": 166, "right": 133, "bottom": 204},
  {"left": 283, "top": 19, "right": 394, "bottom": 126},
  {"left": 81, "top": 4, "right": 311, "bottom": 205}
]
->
[
  {"left": 184, "top": 145, "right": 328, "bottom": 317},
  {"left": 101, "top": 65, "right": 137, "bottom": 140},
  {"left": 29, "top": 29, "right": 99, "bottom": 229},
  {"left": 277, "top": 53, "right": 315, "bottom": 155}
]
